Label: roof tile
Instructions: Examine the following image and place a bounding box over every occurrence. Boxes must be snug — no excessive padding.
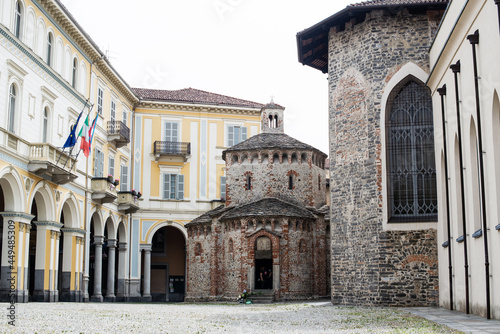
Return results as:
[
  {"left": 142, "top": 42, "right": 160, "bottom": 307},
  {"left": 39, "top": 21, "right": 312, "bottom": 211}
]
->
[{"left": 132, "top": 87, "right": 265, "bottom": 109}]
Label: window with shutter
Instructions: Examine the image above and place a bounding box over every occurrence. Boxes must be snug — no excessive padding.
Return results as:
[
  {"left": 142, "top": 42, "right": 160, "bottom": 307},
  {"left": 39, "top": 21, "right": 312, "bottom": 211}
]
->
[
  {"left": 177, "top": 175, "right": 184, "bottom": 200},
  {"left": 120, "top": 165, "right": 128, "bottom": 191},
  {"left": 94, "top": 148, "right": 104, "bottom": 177},
  {"left": 228, "top": 126, "right": 247, "bottom": 146},
  {"left": 220, "top": 176, "right": 226, "bottom": 200},
  {"left": 97, "top": 88, "right": 103, "bottom": 115},
  {"left": 165, "top": 122, "right": 179, "bottom": 142},
  {"left": 108, "top": 156, "right": 115, "bottom": 178}
]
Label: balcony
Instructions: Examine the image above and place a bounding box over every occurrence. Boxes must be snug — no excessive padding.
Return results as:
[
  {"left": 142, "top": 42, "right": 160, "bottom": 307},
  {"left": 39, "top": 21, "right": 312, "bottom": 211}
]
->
[
  {"left": 28, "top": 143, "right": 78, "bottom": 185},
  {"left": 107, "top": 121, "right": 130, "bottom": 148},
  {"left": 117, "top": 191, "right": 140, "bottom": 214},
  {"left": 91, "top": 178, "right": 118, "bottom": 203},
  {"left": 154, "top": 141, "right": 191, "bottom": 162}
]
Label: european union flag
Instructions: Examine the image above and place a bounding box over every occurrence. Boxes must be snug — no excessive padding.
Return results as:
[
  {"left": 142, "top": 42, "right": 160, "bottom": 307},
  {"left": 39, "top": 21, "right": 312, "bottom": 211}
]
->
[{"left": 62, "top": 111, "right": 83, "bottom": 148}]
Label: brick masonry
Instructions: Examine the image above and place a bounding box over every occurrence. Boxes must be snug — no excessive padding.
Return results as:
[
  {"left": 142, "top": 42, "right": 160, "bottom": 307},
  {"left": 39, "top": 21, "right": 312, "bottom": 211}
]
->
[
  {"left": 328, "top": 9, "right": 441, "bottom": 306},
  {"left": 185, "top": 106, "right": 330, "bottom": 302}
]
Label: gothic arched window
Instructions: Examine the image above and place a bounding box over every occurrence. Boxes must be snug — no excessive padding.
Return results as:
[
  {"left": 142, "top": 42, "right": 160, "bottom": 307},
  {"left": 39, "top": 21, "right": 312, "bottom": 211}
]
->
[{"left": 386, "top": 79, "right": 437, "bottom": 221}]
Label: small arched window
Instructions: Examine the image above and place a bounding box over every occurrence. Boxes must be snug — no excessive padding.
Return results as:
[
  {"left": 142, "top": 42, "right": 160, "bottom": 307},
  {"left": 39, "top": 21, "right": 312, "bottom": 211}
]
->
[
  {"left": 288, "top": 175, "right": 294, "bottom": 190},
  {"left": 42, "top": 107, "right": 49, "bottom": 142},
  {"left": 246, "top": 174, "right": 252, "bottom": 190},
  {"left": 71, "top": 57, "right": 78, "bottom": 88},
  {"left": 14, "top": 1, "right": 22, "bottom": 39},
  {"left": 274, "top": 115, "right": 278, "bottom": 128},
  {"left": 47, "top": 32, "right": 53, "bottom": 66},
  {"left": 194, "top": 243, "right": 202, "bottom": 256},
  {"left": 228, "top": 239, "right": 234, "bottom": 253},
  {"left": 8, "top": 85, "right": 17, "bottom": 133}
]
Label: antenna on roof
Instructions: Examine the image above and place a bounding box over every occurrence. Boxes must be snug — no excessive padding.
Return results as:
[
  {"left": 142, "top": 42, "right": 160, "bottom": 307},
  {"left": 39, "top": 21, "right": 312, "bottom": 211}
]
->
[{"left": 270, "top": 95, "right": 274, "bottom": 104}]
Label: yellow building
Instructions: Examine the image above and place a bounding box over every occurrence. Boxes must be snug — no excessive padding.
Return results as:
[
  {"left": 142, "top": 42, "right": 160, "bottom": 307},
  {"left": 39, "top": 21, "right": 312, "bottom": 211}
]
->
[{"left": 0, "top": 0, "right": 265, "bottom": 302}]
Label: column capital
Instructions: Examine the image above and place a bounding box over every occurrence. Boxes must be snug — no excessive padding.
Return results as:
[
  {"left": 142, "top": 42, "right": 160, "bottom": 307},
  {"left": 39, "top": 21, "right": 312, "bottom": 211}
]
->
[
  {"left": 140, "top": 244, "right": 152, "bottom": 252},
  {"left": 94, "top": 236, "right": 105, "bottom": 245},
  {"left": 0, "top": 212, "right": 35, "bottom": 225},
  {"left": 107, "top": 239, "right": 117, "bottom": 248},
  {"left": 118, "top": 242, "right": 128, "bottom": 251}
]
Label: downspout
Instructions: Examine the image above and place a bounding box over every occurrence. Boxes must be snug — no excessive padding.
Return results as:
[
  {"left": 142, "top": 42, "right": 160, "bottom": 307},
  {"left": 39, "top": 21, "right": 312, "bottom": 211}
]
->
[
  {"left": 467, "top": 30, "right": 491, "bottom": 320},
  {"left": 128, "top": 104, "right": 137, "bottom": 301},
  {"left": 450, "top": 60, "right": 470, "bottom": 314},
  {"left": 437, "top": 85, "right": 453, "bottom": 311},
  {"left": 495, "top": 1, "right": 500, "bottom": 34}
]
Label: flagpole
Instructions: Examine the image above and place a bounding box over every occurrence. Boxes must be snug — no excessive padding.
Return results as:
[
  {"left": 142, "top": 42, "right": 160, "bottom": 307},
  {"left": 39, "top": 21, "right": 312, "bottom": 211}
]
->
[
  {"left": 64, "top": 105, "right": 94, "bottom": 170},
  {"left": 59, "top": 99, "right": 91, "bottom": 167}
]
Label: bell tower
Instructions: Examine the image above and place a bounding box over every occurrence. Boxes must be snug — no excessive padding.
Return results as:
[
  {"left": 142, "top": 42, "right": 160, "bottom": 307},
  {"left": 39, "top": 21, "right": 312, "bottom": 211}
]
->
[{"left": 261, "top": 99, "right": 285, "bottom": 133}]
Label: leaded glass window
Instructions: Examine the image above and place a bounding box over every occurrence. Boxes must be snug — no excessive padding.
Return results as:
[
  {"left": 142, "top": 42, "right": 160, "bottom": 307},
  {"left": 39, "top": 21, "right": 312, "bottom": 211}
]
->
[{"left": 387, "top": 80, "right": 437, "bottom": 221}]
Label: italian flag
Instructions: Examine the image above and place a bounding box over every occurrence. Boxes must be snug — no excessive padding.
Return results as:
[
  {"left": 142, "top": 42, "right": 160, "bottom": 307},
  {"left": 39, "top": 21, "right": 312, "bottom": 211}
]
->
[{"left": 79, "top": 115, "right": 90, "bottom": 157}]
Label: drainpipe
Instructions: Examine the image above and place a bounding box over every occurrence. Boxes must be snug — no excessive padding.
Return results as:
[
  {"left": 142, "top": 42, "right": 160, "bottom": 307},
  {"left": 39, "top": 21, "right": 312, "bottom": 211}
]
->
[
  {"left": 467, "top": 30, "right": 491, "bottom": 320},
  {"left": 128, "top": 105, "right": 136, "bottom": 301},
  {"left": 450, "top": 60, "right": 470, "bottom": 314},
  {"left": 495, "top": 1, "right": 500, "bottom": 34},
  {"left": 437, "top": 85, "right": 453, "bottom": 311}
]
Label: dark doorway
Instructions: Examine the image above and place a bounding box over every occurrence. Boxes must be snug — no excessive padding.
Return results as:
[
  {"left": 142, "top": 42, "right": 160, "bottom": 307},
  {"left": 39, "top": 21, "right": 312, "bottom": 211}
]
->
[
  {"left": 254, "top": 236, "right": 273, "bottom": 289},
  {"left": 28, "top": 200, "right": 38, "bottom": 301},
  {"left": 150, "top": 226, "right": 185, "bottom": 302},
  {"left": 255, "top": 259, "right": 273, "bottom": 289}
]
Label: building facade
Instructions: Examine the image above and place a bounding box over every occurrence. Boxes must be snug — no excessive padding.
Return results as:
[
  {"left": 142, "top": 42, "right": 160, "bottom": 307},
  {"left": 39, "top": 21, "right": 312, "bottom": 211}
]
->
[
  {"left": 185, "top": 103, "right": 330, "bottom": 302},
  {"left": 297, "top": 0, "right": 448, "bottom": 306},
  {"left": 0, "top": 0, "right": 265, "bottom": 303},
  {"left": 427, "top": 0, "right": 500, "bottom": 320}
]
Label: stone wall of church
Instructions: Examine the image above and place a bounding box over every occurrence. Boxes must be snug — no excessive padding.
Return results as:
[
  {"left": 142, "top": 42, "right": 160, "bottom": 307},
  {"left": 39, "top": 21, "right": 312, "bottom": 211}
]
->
[
  {"left": 185, "top": 223, "right": 213, "bottom": 301},
  {"left": 327, "top": 9, "right": 441, "bottom": 306},
  {"left": 225, "top": 150, "right": 326, "bottom": 208}
]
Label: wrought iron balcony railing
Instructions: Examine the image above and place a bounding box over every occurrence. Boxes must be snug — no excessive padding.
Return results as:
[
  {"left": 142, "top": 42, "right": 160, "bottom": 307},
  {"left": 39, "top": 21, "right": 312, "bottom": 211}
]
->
[
  {"left": 154, "top": 141, "right": 191, "bottom": 156},
  {"left": 107, "top": 121, "right": 130, "bottom": 148}
]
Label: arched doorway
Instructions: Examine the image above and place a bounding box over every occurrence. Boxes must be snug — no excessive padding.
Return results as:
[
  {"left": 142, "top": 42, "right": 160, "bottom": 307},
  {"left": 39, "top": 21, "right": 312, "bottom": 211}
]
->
[
  {"left": 88, "top": 212, "right": 104, "bottom": 302},
  {"left": 115, "top": 221, "right": 127, "bottom": 301},
  {"left": 28, "top": 200, "right": 38, "bottom": 301},
  {"left": 150, "top": 226, "right": 186, "bottom": 302},
  {"left": 255, "top": 236, "right": 272, "bottom": 289}
]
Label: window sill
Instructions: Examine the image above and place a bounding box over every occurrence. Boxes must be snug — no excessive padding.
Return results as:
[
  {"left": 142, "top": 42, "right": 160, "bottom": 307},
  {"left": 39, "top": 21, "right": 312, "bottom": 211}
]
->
[
  {"left": 388, "top": 215, "right": 437, "bottom": 224},
  {"left": 149, "top": 198, "right": 189, "bottom": 203}
]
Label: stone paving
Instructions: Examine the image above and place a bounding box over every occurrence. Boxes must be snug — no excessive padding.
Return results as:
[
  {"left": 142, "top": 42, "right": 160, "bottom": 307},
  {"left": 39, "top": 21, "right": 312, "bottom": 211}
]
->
[
  {"left": 0, "top": 301, "right": 485, "bottom": 333},
  {"left": 405, "top": 307, "right": 500, "bottom": 334}
]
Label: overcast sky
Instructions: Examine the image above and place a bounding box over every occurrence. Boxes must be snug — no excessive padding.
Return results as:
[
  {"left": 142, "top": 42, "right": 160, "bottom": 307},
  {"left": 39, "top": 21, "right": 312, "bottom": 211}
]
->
[{"left": 61, "top": 0, "right": 355, "bottom": 155}]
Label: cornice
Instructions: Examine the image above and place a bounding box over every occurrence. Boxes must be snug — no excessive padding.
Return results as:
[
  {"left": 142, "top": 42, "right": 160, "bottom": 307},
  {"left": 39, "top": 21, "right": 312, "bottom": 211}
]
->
[{"left": 138, "top": 101, "right": 262, "bottom": 116}]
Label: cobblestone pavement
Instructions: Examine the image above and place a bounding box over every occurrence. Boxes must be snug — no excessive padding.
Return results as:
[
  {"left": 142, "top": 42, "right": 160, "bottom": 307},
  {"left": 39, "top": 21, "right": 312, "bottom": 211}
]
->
[{"left": 0, "top": 301, "right": 470, "bottom": 333}]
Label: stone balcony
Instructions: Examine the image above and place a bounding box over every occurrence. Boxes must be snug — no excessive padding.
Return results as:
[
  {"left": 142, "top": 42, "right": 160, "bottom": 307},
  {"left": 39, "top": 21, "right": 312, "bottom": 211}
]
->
[
  {"left": 107, "top": 121, "right": 130, "bottom": 148},
  {"left": 28, "top": 142, "right": 78, "bottom": 185},
  {"left": 117, "top": 191, "right": 140, "bottom": 213},
  {"left": 91, "top": 178, "right": 118, "bottom": 203}
]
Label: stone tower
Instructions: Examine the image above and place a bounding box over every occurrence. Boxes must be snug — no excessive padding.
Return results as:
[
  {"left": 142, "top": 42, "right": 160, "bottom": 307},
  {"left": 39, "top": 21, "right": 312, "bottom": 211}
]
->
[
  {"left": 297, "top": 0, "right": 448, "bottom": 307},
  {"left": 185, "top": 102, "right": 330, "bottom": 302}
]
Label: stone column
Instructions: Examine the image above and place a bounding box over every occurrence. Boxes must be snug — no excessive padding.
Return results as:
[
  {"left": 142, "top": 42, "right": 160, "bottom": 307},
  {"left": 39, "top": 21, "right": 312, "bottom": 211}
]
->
[
  {"left": 105, "top": 239, "right": 116, "bottom": 301},
  {"left": 0, "top": 213, "right": 35, "bottom": 303},
  {"left": 142, "top": 248, "right": 152, "bottom": 301},
  {"left": 91, "top": 236, "right": 104, "bottom": 302},
  {"left": 116, "top": 242, "right": 127, "bottom": 300}
]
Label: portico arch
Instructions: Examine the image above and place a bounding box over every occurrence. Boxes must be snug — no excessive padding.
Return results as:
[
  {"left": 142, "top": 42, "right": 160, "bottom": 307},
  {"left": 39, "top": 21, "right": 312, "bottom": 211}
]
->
[
  {"left": 88, "top": 209, "right": 104, "bottom": 302},
  {"left": 145, "top": 221, "right": 186, "bottom": 302}
]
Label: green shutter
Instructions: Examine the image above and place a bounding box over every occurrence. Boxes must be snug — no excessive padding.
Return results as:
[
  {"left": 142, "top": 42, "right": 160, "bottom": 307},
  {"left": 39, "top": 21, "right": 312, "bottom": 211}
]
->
[
  {"left": 220, "top": 176, "right": 226, "bottom": 200},
  {"left": 242, "top": 127, "right": 247, "bottom": 141},
  {"left": 163, "top": 173, "right": 170, "bottom": 199}
]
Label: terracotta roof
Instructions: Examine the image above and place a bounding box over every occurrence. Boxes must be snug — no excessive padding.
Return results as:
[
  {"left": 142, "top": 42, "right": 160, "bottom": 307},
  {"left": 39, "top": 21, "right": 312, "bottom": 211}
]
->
[
  {"left": 222, "top": 133, "right": 327, "bottom": 160},
  {"left": 220, "top": 198, "right": 316, "bottom": 220},
  {"left": 132, "top": 87, "right": 265, "bottom": 108},
  {"left": 186, "top": 205, "right": 228, "bottom": 226},
  {"left": 349, "top": 0, "right": 447, "bottom": 7}
]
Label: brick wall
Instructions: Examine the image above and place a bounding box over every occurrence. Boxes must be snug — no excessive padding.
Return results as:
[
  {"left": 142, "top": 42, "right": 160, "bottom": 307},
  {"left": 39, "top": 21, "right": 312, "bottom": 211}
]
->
[{"left": 328, "top": 9, "right": 441, "bottom": 306}]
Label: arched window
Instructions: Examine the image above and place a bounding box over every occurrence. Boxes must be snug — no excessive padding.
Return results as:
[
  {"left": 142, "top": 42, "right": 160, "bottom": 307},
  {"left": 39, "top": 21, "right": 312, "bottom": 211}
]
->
[
  {"left": 386, "top": 79, "right": 437, "bottom": 221},
  {"left": 8, "top": 85, "right": 16, "bottom": 133},
  {"left": 71, "top": 57, "right": 78, "bottom": 88},
  {"left": 42, "top": 107, "right": 49, "bottom": 142},
  {"left": 288, "top": 175, "right": 293, "bottom": 190},
  {"left": 14, "top": 1, "right": 22, "bottom": 39},
  {"left": 46, "top": 32, "right": 53, "bottom": 66},
  {"left": 246, "top": 174, "right": 252, "bottom": 190}
]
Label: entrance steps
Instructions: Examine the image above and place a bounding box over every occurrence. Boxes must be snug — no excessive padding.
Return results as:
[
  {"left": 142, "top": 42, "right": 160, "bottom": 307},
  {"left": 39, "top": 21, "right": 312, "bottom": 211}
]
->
[{"left": 250, "top": 289, "right": 274, "bottom": 304}]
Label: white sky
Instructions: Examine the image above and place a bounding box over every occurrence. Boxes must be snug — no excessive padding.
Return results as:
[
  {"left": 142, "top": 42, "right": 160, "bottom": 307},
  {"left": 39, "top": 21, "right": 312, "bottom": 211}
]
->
[{"left": 61, "top": 0, "right": 354, "bottom": 155}]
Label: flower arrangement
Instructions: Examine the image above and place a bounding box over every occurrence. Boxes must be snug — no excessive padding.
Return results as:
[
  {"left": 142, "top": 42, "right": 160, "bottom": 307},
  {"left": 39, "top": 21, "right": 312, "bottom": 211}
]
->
[
  {"left": 237, "top": 289, "right": 252, "bottom": 304},
  {"left": 113, "top": 179, "right": 120, "bottom": 186}
]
